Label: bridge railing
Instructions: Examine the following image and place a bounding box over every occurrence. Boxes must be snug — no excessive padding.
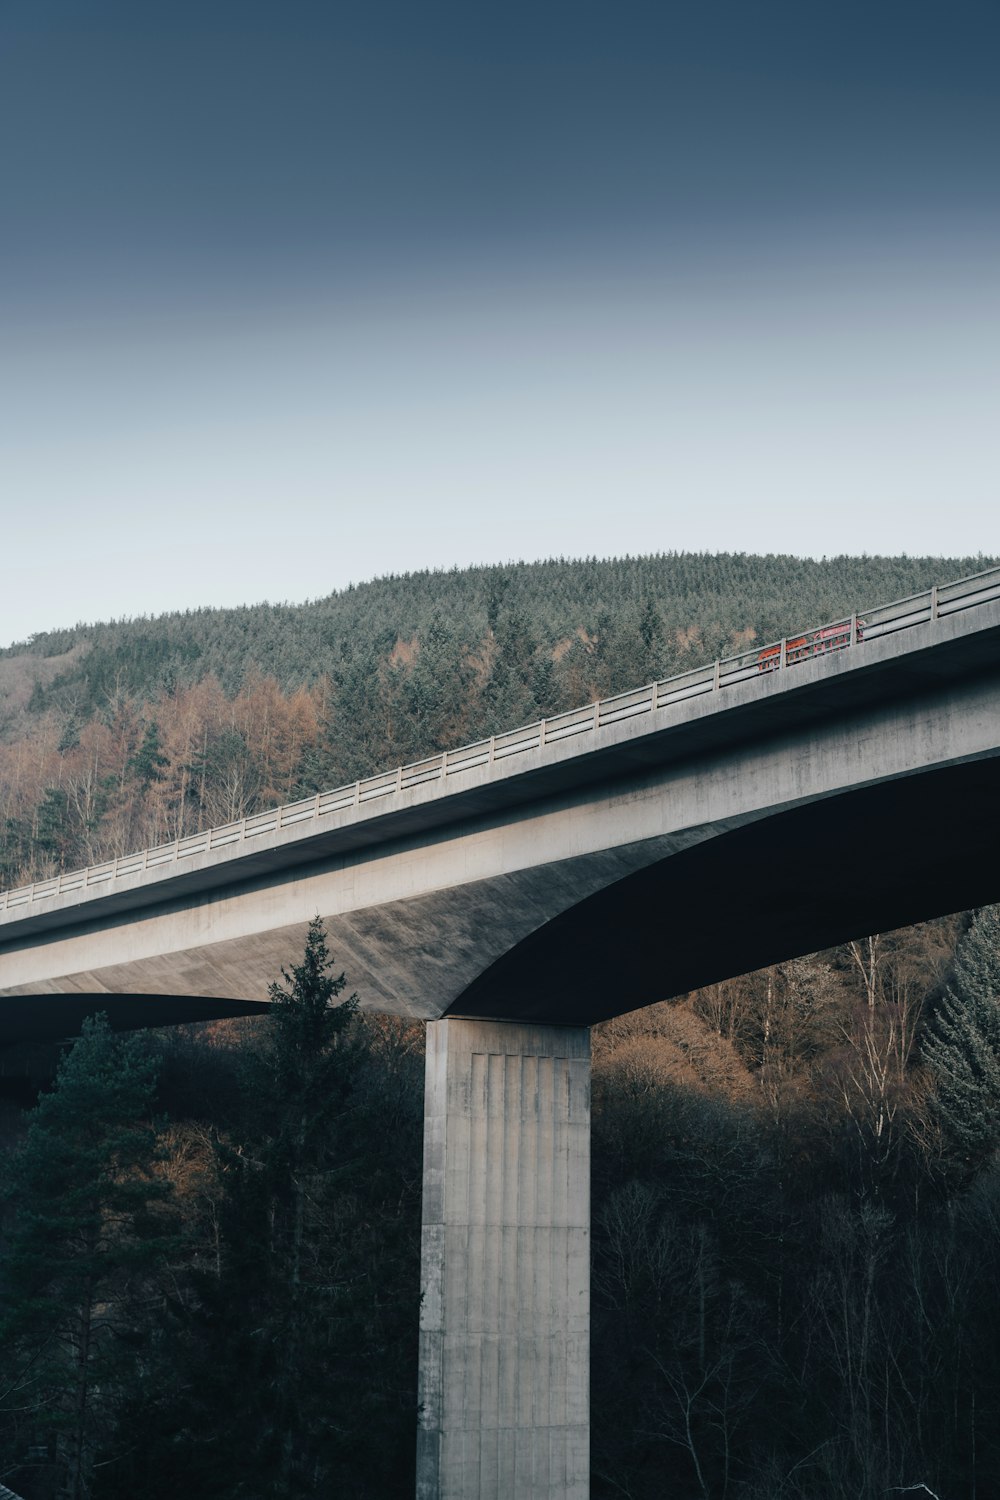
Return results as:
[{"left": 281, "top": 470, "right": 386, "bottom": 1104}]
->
[{"left": 2, "top": 561, "right": 999, "bottom": 915}]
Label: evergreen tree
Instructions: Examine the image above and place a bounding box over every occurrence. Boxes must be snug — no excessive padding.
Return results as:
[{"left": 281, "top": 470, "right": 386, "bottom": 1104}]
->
[
  {"left": 398, "top": 610, "right": 476, "bottom": 756},
  {"left": 317, "top": 638, "right": 396, "bottom": 785},
  {"left": 637, "top": 594, "right": 666, "bottom": 680},
  {"left": 0, "top": 1015, "right": 171, "bottom": 1499},
  {"left": 0, "top": 813, "right": 32, "bottom": 886},
  {"left": 924, "top": 904, "right": 1000, "bottom": 1173},
  {"left": 35, "top": 786, "right": 73, "bottom": 866},
  {"left": 128, "top": 721, "right": 169, "bottom": 789},
  {"left": 103, "top": 920, "right": 421, "bottom": 1499},
  {"left": 482, "top": 603, "right": 550, "bottom": 729}
]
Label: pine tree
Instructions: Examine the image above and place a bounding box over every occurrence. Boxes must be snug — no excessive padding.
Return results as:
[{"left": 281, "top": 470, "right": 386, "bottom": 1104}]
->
[
  {"left": 253, "top": 918, "right": 403, "bottom": 1495},
  {"left": 123, "top": 922, "right": 360, "bottom": 1495},
  {"left": 35, "top": 785, "right": 73, "bottom": 865},
  {"left": 0, "top": 1015, "right": 172, "bottom": 1499},
  {"left": 924, "top": 904, "right": 1000, "bottom": 1172},
  {"left": 482, "top": 603, "right": 548, "bottom": 729},
  {"left": 103, "top": 920, "right": 422, "bottom": 1500},
  {"left": 128, "top": 720, "right": 169, "bottom": 789}
]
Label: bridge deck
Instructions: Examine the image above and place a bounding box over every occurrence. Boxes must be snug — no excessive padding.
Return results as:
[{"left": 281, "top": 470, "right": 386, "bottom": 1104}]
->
[{"left": 1, "top": 565, "right": 998, "bottom": 946}]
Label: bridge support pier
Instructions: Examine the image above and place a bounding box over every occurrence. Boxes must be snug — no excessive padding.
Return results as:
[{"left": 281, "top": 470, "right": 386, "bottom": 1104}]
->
[{"left": 417, "top": 1018, "right": 590, "bottom": 1500}]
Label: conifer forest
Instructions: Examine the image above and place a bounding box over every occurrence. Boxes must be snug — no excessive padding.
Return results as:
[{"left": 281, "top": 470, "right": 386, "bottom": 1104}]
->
[{"left": 2, "top": 552, "right": 1000, "bottom": 1499}]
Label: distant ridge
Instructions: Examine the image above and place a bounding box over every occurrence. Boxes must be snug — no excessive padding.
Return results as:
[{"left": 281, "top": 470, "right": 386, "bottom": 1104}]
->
[{"left": 5, "top": 551, "right": 995, "bottom": 706}]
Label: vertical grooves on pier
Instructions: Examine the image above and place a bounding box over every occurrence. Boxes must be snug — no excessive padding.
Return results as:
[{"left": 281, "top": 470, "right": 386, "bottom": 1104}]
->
[{"left": 417, "top": 1019, "right": 590, "bottom": 1500}]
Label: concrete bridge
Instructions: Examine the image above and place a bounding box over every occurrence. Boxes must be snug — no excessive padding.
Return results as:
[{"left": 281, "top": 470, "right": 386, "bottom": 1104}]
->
[{"left": 2, "top": 566, "right": 1000, "bottom": 1499}]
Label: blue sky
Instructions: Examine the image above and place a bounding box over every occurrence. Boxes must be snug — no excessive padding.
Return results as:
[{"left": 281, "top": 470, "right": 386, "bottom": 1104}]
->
[{"left": 2, "top": 0, "right": 998, "bottom": 647}]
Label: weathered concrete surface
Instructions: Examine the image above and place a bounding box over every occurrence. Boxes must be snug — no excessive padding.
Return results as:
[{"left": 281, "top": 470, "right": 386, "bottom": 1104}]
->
[
  {"left": 1, "top": 600, "right": 999, "bottom": 1034},
  {"left": 417, "top": 1020, "right": 590, "bottom": 1500}
]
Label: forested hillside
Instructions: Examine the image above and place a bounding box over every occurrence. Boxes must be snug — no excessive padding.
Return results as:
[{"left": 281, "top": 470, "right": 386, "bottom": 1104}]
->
[
  {"left": 1, "top": 551, "right": 994, "bottom": 887},
  {"left": 3, "top": 552, "right": 1000, "bottom": 1499}
]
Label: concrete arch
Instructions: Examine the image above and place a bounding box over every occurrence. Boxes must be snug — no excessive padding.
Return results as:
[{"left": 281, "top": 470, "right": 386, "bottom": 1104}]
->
[{"left": 448, "top": 755, "right": 1000, "bottom": 1027}]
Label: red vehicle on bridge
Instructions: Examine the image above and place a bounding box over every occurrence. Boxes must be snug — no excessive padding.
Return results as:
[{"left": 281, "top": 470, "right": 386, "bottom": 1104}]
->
[{"left": 757, "top": 619, "right": 864, "bottom": 672}]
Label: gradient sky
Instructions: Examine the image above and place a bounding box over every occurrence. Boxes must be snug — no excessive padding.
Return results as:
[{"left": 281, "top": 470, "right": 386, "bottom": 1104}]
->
[{"left": 2, "top": 0, "right": 998, "bottom": 647}]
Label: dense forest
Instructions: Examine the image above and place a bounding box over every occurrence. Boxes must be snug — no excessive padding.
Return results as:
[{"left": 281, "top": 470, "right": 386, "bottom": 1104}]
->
[{"left": 2, "top": 552, "right": 1000, "bottom": 1499}]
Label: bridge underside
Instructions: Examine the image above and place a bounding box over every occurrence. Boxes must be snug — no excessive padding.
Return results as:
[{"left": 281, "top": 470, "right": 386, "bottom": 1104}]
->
[
  {"left": 449, "top": 753, "right": 1000, "bottom": 1025},
  {"left": 0, "top": 994, "right": 268, "bottom": 1046},
  {"left": 3, "top": 751, "right": 998, "bottom": 1045}
]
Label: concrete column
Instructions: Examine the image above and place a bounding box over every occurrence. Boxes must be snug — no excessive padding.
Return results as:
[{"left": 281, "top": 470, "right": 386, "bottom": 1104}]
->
[{"left": 417, "top": 1018, "right": 590, "bottom": 1500}]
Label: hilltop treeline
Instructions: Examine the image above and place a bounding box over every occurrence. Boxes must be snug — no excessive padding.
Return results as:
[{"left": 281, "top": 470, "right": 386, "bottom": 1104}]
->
[
  {"left": 1, "top": 551, "right": 994, "bottom": 887},
  {"left": 4, "top": 912, "right": 1000, "bottom": 1498}
]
